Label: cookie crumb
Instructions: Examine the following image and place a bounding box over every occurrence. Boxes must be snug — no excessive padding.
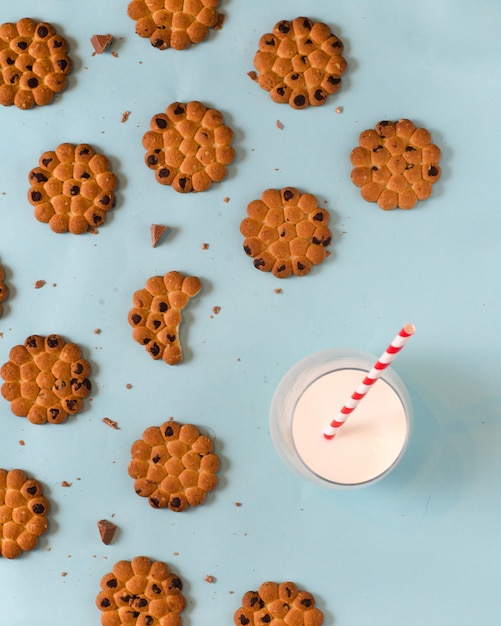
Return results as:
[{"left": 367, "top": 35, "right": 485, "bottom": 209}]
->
[
  {"left": 201, "top": 243, "right": 209, "bottom": 250},
  {"left": 34, "top": 280, "right": 46, "bottom": 289},
  {"left": 111, "top": 51, "right": 118, "bottom": 58},
  {"left": 125, "top": 383, "right": 133, "bottom": 389},
  {"left": 223, "top": 197, "right": 230, "bottom": 203},
  {"left": 121, "top": 110, "right": 130, "bottom": 123},
  {"left": 235, "top": 502, "right": 242, "bottom": 507},
  {"left": 61, "top": 481, "right": 72, "bottom": 487},
  {"left": 274, "top": 288, "right": 282, "bottom": 294},
  {"left": 97, "top": 519, "right": 117, "bottom": 545},
  {"left": 247, "top": 71, "right": 258, "bottom": 81},
  {"left": 102, "top": 417, "right": 119, "bottom": 430},
  {"left": 94, "top": 328, "right": 101, "bottom": 334},
  {"left": 336, "top": 106, "right": 343, "bottom": 114},
  {"left": 151, "top": 224, "right": 168, "bottom": 247},
  {"left": 212, "top": 306, "right": 221, "bottom": 315},
  {"left": 91, "top": 34, "right": 113, "bottom": 54},
  {"left": 61, "top": 571, "right": 67, "bottom": 577},
  {"left": 173, "top": 551, "right": 179, "bottom": 556},
  {"left": 19, "top": 440, "right": 25, "bottom": 446},
  {"left": 204, "top": 575, "right": 215, "bottom": 583},
  {"left": 276, "top": 120, "right": 284, "bottom": 130},
  {"left": 87, "top": 227, "right": 99, "bottom": 235}
]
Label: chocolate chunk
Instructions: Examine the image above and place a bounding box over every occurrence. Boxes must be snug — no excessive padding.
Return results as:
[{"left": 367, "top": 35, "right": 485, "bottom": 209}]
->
[
  {"left": 97, "top": 519, "right": 117, "bottom": 545},
  {"left": 90, "top": 34, "right": 113, "bottom": 54}
]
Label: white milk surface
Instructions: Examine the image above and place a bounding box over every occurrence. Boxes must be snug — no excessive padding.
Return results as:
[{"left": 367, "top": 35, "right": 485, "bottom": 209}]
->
[{"left": 292, "top": 369, "right": 408, "bottom": 485}]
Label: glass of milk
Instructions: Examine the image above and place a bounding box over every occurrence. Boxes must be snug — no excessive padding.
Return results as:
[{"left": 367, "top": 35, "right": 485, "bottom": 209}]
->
[{"left": 269, "top": 348, "right": 412, "bottom": 488}]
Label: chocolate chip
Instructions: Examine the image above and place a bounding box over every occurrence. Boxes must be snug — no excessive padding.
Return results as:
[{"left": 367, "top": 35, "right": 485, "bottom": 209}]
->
[
  {"left": 37, "top": 25, "right": 49, "bottom": 38},
  {"left": 31, "top": 191, "right": 42, "bottom": 202},
  {"left": 304, "top": 38, "right": 313, "bottom": 45},
  {"left": 428, "top": 165, "right": 439, "bottom": 176},
  {"left": 261, "top": 615, "right": 271, "bottom": 624},
  {"left": 277, "top": 264, "right": 286, "bottom": 272},
  {"left": 283, "top": 585, "right": 293, "bottom": 597},
  {"left": 293, "top": 95, "right": 306, "bottom": 107},
  {"left": 265, "top": 38, "right": 275, "bottom": 46},
  {"left": 151, "top": 584, "right": 161, "bottom": 594},
  {"left": 170, "top": 497, "right": 181, "bottom": 509},
  {"left": 405, "top": 163, "right": 414, "bottom": 170},
  {"left": 152, "top": 455, "right": 161, "bottom": 464},
  {"left": 100, "top": 598, "right": 111, "bottom": 608},
  {"left": 373, "top": 145, "right": 384, "bottom": 152},
  {"left": 405, "top": 146, "right": 416, "bottom": 152},
  {"left": 9, "top": 74, "right": 19, "bottom": 84},
  {"left": 57, "top": 59, "right": 68, "bottom": 71},
  {"left": 158, "top": 302, "right": 168, "bottom": 312},
  {"left": 331, "top": 39, "right": 343, "bottom": 48},
  {"left": 142, "top": 337, "right": 151, "bottom": 345},
  {"left": 155, "top": 117, "right": 167, "bottom": 129},
  {"left": 150, "top": 497, "right": 160, "bottom": 508},
  {"left": 65, "top": 399, "right": 77, "bottom": 411},
  {"left": 276, "top": 86, "right": 285, "bottom": 96},
  {"left": 165, "top": 425, "right": 174, "bottom": 437},
  {"left": 81, "top": 171, "right": 90, "bottom": 179},
  {"left": 70, "top": 185, "right": 80, "bottom": 196},
  {"left": 254, "top": 258, "right": 265, "bottom": 268},
  {"left": 238, "top": 616, "right": 250, "bottom": 626},
  {"left": 92, "top": 213, "right": 103, "bottom": 224},
  {"left": 372, "top": 166, "right": 378, "bottom": 171},
  {"left": 27, "top": 486, "right": 37, "bottom": 495},
  {"left": 136, "top": 599, "right": 147, "bottom": 608},
  {"left": 158, "top": 168, "right": 170, "bottom": 178},
  {"left": 179, "top": 177, "right": 187, "bottom": 189},
  {"left": 290, "top": 73, "right": 299, "bottom": 80},
  {"left": 283, "top": 189, "right": 294, "bottom": 200},
  {"left": 99, "top": 194, "right": 111, "bottom": 206},
  {"left": 173, "top": 104, "right": 185, "bottom": 115},
  {"left": 132, "top": 313, "right": 141, "bottom": 325},
  {"left": 6, "top": 56, "right": 14, "bottom": 65},
  {"left": 313, "top": 212, "right": 324, "bottom": 221},
  {"left": 153, "top": 320, "right": 161, "bottom": 329},
  {"left": 32, "top": 172, "right": 48, "bottom": 183},
  {"left": 144, "top": 617, "right": 153, "bottom": 626},
  {"left": 297, "top": 262, "right": 305, "bottom": 270},
  {"left": 27, "top": 337, "right": 39, "bottom": 348},
  {"left": 301, "top": 599, "right": 312, "bottom": 607},
  {"left": 27, "top": 77, "right": 39, "bottom": 88},
  {"left": 47, "top": 335, "right": 60, "bottom": 348},
  {"left": 106, "top": 578, "right": 118, "bottom": 588},
  {"left": 243, "top": 245, "right": 251, "bottom": 255},
  {"left": 52, "top": 39, "right": 63, "bottom": 48},
  {"left": 278, "top": 21, "right": 290, "bottom": 33},
  {"left": 170, "top": 577, "right": 182, "bottom": 589},
  {"left": 42, "top": 157, "right": 52, "bottom": 167},
  {"left": 314, "top": 89, "right": 325, "bottom": 101},
  {"left": 152, "top": 39, "right": 164, "bottom": 48},
  {"left": 149, "top": 343, "right": 160, "bottom": 356},
  {"left": 32, "top": 503, "right": 45, "bottom": 514},
  {"left": 79, "top": 147, "right": 90, "bottom": 155},
  {"left": 147, "top": 154, "right": 158, "bottom": 165},
  {"left": 49, "top": 408, "right": 60, "bottom": 420},
  {"left": 26, "top": 65, "right": 32, "bottom": 71},
  {"left": 166, "top": 334, "right": 175, "bottom": 343},
  {"left": 17, "top": 41, "right": 28, "bottom": 50},
  {"left": 303, "top": 18, "right": 312, "bottom": 28}
]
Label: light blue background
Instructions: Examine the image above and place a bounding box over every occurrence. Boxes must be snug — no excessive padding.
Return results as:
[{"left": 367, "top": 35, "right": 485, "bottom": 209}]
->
[{"left": 0, "top": 1, "right": 500, "bottom": 624}]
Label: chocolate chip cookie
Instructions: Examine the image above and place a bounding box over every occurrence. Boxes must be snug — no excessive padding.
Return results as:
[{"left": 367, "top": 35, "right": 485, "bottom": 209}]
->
[
  {"left": 28, "top": 143, "right": 118, "bottom": 234},
  {"left": 128, "top": 271, "right": 202, "bottom": 365},
  {"left": 96, "top": 556, "right": 186, "bottom": 626},
  {"left": 240, "top": 187, "right": 332, "bottom": 277},
  {"left": 0, "top": 334, "right": 92, "bottom": 424},
  {"left": 350, "top": 119, "right": 442, "bottom": 210},
  {"left": 127, "top": 0, "right": 222, "bottom": 50},
  {"left": 0, "top": 18, "right": 72, "bottom": 109},
  {"left": 142, "top": 100, "right": 235, "bottom": 192},
  {"left": 129, "top": 419, "right": 220, "bottom": 511},
  {"left": 0, "top": 468, "right": 50, "bottom": 559},
  {"left": 251, "top": 16, "right": 347, "bottom": 109}
]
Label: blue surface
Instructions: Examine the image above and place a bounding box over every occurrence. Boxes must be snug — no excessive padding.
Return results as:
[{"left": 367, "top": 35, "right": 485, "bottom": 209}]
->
[{"left": 0, "top": 1, "right": 500, "bottom": 624}]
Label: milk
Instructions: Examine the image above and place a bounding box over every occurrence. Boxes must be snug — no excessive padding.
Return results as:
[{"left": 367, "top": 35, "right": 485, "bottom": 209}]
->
[{"left": 270, "top": 349, "right": 412, "bottom": 488}]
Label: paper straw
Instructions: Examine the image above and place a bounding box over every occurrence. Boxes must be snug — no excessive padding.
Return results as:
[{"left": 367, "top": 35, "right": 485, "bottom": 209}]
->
[{"left": 323, "top": 324, "right": 415, "bottom": 440}]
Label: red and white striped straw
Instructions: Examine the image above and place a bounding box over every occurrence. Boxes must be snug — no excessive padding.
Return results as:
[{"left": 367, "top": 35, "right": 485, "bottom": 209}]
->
[{"left": 323, "top": 324, "right": 415, "bottom": 440}]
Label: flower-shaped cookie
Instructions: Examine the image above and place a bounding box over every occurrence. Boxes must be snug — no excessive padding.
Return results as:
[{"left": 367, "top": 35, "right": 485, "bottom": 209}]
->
[
  {"left": 96, "top": 556, "right": 186, "bottom": 626},
  {"left": 129, "top": 420, "right": 220, "bottom": 512},
  {"left": 142, "top": 100, "right": 235, "bottom": 193},
  {"left": 350, "top": 119, "right": 442, "bottom": 210},
  {"left": 240, "top": 187, "right": 332, "bottom": 278},
  {"left": 234, "top": 581, "right": 324, "bottom": 626},
  {"left": 0, "top": 18, "right": 72, "bottom": 109},
  {"left": 0, "top": 263, "right": 8, "bottom": 316},
  {"left": 0, "top": 468, "right": 50, "bottom": 559},
  {"left": 251, "top": 16, "right": 347, "bottom": 109},
  {"left": 28, "top": 143, "right": 118, "bottom": 234},
  {"left": 0, "top": 334, "right": 92, "bottom": 424},
  {"left": 128, "top": 271, "right": 202, "bottom": 365},
  {"left": 127, "top": 0, "right": 222, "bottom": 50}
]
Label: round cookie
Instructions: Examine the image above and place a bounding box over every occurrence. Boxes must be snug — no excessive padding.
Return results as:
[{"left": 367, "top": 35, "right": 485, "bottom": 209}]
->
[
  {"left": 128, "top": 271, "right": 202, "bottom": 365},
  {"left": 0, "top": 468, "right": 50, "bottom": 559},
  {"left": 127, "top": 0, "right": 222, "bottom": 50},
  {"left": 350, "top": 119, "right": 442, "bottom": 210},
  {"left": 0, "top": 334, "right": 92, "bottom": 424},
  {"left": 251, "top": 16, "right": 347, "bottom": 109},
  {"left": 0, "top": 18, "right": 72, "bottom": 109},
  {"left": 128, "top": 419, "right": 220, "bottom": 512},
  {"left": 96, "top": 556, "right": 186, "bottom": 626},
  {"left": 234, "top": 581, "right": 324, "bottom": 626},
  {"left": 240, "top": 187, "right": 332, "bottom": 278},
  {"left": 142, "top": 100, "right": 235, "bottom": 193},
  {"left": 0, "top": 263, "right": 8, "bottom": 316},
  {"left": 28, "top": 143, "right": 118, "bottom": 234}
]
